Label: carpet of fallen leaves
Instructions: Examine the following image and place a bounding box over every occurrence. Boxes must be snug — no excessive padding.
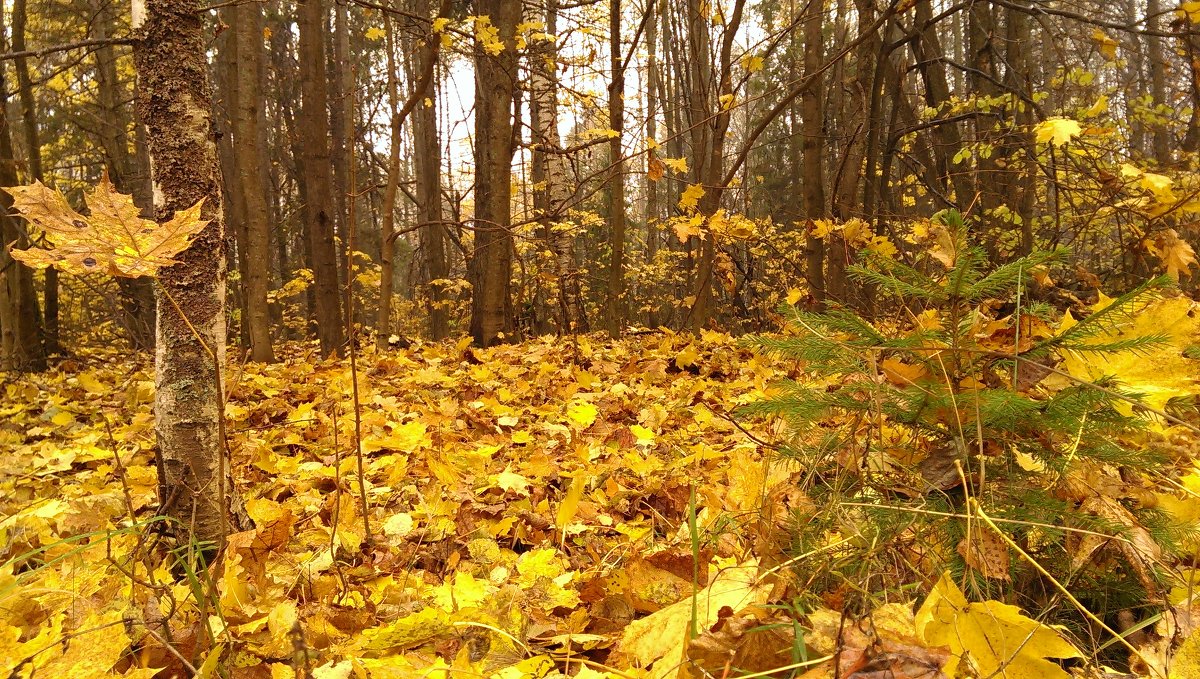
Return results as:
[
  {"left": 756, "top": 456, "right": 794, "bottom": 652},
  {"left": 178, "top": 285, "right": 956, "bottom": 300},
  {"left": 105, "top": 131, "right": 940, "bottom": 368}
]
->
[
  {"left": 3, "top": 328, "right": 1200, "bottom": 679},
  {"left": 3, "top": 331, "right": 814, "bottom": 678}
]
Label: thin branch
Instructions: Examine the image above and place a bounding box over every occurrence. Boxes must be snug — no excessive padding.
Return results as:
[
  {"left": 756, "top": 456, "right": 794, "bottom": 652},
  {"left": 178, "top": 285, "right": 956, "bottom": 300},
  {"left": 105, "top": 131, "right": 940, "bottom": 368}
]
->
[{"left": 0, "top": 36, "right": 134, "bottom": 62}]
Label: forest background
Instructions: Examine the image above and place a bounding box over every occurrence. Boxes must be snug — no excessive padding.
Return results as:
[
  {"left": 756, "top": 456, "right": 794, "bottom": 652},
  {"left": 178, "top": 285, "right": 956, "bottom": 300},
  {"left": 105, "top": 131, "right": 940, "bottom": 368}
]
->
[{"left": 4, "top": 0, "right": 1200, "bottom": 677}]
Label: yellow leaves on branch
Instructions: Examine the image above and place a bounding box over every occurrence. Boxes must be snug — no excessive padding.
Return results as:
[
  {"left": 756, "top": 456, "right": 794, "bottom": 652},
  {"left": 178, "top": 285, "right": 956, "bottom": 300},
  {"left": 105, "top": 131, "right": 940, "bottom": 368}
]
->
[
  {"left": 740, "top": 52, "right": 765, "bottom": 73},
  {"left": 807, "top": 217, "right": 898, "bottom": 259},
  {"left": 471, "top": 15, "right": 504, "bottom": 55},
  {"left": 1180, "top": 0, "right": 1200, "bottom": 23},
  {"left": 1091, "top": 28, "right": 1119, "bottom": 60},
  {"left": 915, "top": 572, "right": 1083, "bottom": 679},
  {"left": 5, "top": 173, "right": 207, "bottom": 278},
  {"left": 679, "top": 183, "right": 706, "bottom": 212},
  {"left": 1034, "top": 117, "right": 1083, "bottom": 147},
  {"left": 1146, "top": 228, "right": 1198, "bottom": 280}
]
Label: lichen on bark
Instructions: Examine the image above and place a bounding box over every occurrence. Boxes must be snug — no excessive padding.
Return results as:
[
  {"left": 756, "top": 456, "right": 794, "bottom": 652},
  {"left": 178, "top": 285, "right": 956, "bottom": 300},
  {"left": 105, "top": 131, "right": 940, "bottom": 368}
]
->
[{"left": 133, "top": 0, "right": 246, "bottom": 552}]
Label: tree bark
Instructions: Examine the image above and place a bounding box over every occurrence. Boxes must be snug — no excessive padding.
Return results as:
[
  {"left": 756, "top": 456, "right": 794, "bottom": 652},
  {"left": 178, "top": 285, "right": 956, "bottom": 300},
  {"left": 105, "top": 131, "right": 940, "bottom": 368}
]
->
[
  {"left": 410, "top": 0, "right": 448, "bottom": 340},
  {"left": 132, "top": 0, "right": 246, "bottom": 551},
  {"left": 93, "top": 0, "right": 156, "bottom": 351},
  {"left": 229, "top": 0, "right": 275, "bottom": 361},
  {"left": 11, "top": 0, "right": 57, "bottom": 357},
  {"left": 468, "top": 0, "right": 518, "bottom": 347},
  {"left": 1146, "top": 0, "right": 1171, "bottom": 166},
  {"left": 800, "top": 0, "right": 826, "bottom": 303},
  {"left": 529, "top": 0, "right": 587, "bottom": 335},
  {"left": 0, "top": 0, "right": 44, "bottom": 372},
  {"left": 298, "top": 0, "right": 345, "bottom": 355},
  {"left": 604, "top": 0, "right": 627, "bottom": 336},
  {"left": 376, "top": 15, "right": 403, "bottom": 347},
  {"left": 644, "top": 0, "right": 661, "bottom": 327},
  {"left": 684, "top": 0, "right": 745, "bottom": 331}
]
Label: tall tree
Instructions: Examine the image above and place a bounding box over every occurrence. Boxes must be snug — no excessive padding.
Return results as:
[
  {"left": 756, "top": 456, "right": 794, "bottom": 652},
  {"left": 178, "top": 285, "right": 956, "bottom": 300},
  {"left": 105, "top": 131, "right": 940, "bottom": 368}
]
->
[
  {"left": 410, "top": 0, "right": 449, "bottom": 340},
  {"left": 643, "top": 0, "right": 662, "bottom": 327},
  {"left": 298, "top": 0, "right": 345, "bottom": 355},
  {"left": 468, "top": 0, "right": 519, "bottom": 346},
  {"left": 603, "top": 0, "right": 627, "bottom": 335},
  {"left": 228, "top": 0, "right": 275, "bottom": 362},
  {"left": 684, "top": 0, "right": 746, "bottom": 330},
  {"left": 0, "top": 0, "right": 44, "bottom": 372},
  {"left": 133, "top": 0, "right": 247, "bottom": 549},
  {"left": 529, "top": 0, "right": 587, "bottom": 334},
  {"left": 94, "top": 0, "right": 156, "bottom": 350},
  {"left": 11, "top": 0, "right": 57, "bottom": 356},
  {"left": 799, "top": 0, "right": 826, "bottom": 303}
]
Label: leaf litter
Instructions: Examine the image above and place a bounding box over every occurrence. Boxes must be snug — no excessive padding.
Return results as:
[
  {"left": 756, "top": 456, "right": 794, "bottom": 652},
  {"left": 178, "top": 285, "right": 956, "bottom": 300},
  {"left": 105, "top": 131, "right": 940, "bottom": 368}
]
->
[{"left": 3, "top": 321, "right": 1200, "bottom": 677}]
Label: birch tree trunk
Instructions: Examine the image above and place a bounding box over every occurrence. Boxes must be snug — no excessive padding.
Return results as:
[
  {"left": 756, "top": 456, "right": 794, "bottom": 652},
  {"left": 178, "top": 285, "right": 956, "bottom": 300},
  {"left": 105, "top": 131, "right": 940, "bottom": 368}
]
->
[
  {"left": 133, "top": 0, "right": 246, "bottom": 551},
  {"left": 529, "top": 0, "right": 587, "bottom": 334}
]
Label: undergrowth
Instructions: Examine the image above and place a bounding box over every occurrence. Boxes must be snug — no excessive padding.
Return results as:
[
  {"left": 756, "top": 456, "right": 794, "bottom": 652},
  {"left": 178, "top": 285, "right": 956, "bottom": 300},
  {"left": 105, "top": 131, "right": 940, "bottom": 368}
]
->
[{"left": 742, "top": 212, "right": 1200, "bottom": 661}]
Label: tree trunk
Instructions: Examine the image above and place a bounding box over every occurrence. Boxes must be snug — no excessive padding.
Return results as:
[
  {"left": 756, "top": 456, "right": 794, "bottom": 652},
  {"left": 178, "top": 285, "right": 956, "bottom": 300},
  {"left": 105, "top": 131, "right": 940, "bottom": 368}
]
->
[
  {"left": 376, "top": 16, "right": 403, "bottom": 347},
  {"left": 94, "top": 0, "right": 156, "bottom": 351},
  {"left": 685, "top": 0, "right": 745, "bottom": 331},
  {"left": 529, "top": 0, "right": 586, "bottom": 335},
  {"left": 644, "top": 0, "right": 661, "bottom": 327},
  {"left": 230, "top": 0, "right": 276, "bottom": 361},
  {"left": 800, "top": 0, "right": 826, "bottom": 303},
  {"left": 604, "top": 0, "right": 627, "bottom": 336},
  {"left": 133, "top": 0, "right": 246, "bottom": 551},
  {"left": 0, "top": 0, "right": 44, "bottom": 372},
  {"left": 299, "top": 0, "right": 345, "bottom": 355},
  {"left": 11, "top": 0, "right": 57, "bottom": 357},
  {"left": 468, "top": 0, "right": 519, "bottom": 347},
  {"left": 411, "top": 0, "right": 448, "bottom": 340},
  {"left": 1146, "top": 0, "right": 1171, "bottom": 166},
  {"left": 911, "top": 0, "right": 974, "bottom": 209}
]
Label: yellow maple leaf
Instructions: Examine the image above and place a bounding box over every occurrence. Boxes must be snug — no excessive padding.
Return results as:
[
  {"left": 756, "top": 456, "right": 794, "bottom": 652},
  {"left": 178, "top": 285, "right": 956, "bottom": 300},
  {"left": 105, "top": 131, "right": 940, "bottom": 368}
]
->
[
  {"left": 1083, "top": 94, "right": 1109, "bottom": 118},
  {"left": 364, "top": 26, "right": 385, "bottom": 41},
  {"left": 629, "top": 424, "right": 656, "bottom": 444},
  {"left": 1152, "top": 229, "right": 1198, "bottom": 280},
  {"left": 1034, "top": 117, "right": 1083, "bottom": 147},
  {"left": 615, "top": 561, "right": 770, "bottom": 677},
  {"left": 1091, "top": 28, "right": 1118, "bottom": 59},
  {"left": 740, "top": 53, "right": 764, "bottom": 73},
  {"left": 6, "top": 174, "right": 207, "bottom": 278},
  {"left": 661, "top": 157, "right": 689, "bottom": 173},
  {"left": 679, "top": 183, "right": 706, "bottom": 212},
  {"left": 916, "top": 572, "right": 1081, "bottom": 679},
  {"left": 1140, "top": 172, "right": 1176, "bottom": 201},
  {"left": 555, "top": 473, "right": 588, "bottom": 528},
  {"left": 1180, "top": 0, "right": 1200, "bottom": 23},
  {"left": 565, "top": 401, "right": 597, "bottom": 427}
]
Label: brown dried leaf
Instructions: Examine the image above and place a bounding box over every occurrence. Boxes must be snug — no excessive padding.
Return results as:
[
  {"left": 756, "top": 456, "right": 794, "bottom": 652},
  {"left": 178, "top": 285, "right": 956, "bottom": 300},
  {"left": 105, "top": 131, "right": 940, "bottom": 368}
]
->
[
  {"left": 956, "top": 528, "right": 1011, "bottom": 580},
  {"left": 686, "top": 608, "right": 795, "bottom": 676}
]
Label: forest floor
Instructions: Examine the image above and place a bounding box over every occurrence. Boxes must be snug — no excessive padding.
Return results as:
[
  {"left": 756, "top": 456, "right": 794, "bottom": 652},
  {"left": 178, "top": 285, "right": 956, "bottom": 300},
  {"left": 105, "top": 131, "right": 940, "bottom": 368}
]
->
[{"left": 2, "top": 328, "right": 1199, "bottom": 678}]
